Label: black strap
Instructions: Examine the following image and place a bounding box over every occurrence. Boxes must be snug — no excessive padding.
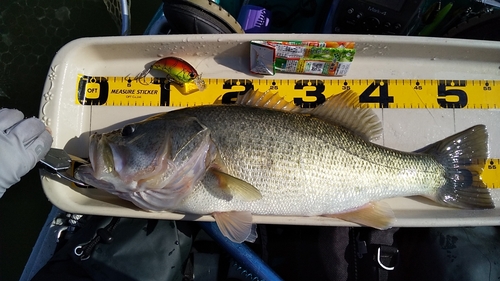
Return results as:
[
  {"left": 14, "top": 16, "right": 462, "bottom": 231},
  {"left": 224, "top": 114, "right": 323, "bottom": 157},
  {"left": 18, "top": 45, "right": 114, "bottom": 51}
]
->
[
  {"left": 74, "top": 217, "right": 120, "bottom": 260},
  {"left": 376, "top": 244, "right": 399, "bottom": 281},
  {"left": 352, "top": 227, "right": 400, "bottom": 281},
  {"left": 370, "top": 228, "right": 399, "bottom": 281}
]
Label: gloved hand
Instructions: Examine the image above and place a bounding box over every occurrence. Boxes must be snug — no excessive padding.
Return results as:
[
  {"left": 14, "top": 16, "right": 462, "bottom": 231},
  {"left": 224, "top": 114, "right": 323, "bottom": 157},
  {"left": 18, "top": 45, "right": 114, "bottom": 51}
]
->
[{"left": 0, "top": 108, "right": 53, "bottom": 197}]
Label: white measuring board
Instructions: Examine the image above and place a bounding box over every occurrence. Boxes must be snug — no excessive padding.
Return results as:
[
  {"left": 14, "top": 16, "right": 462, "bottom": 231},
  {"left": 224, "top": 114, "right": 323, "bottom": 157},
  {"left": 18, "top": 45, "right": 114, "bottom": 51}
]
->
[{"left": 39, "top": 34, "right": 500, "bottom": 227}]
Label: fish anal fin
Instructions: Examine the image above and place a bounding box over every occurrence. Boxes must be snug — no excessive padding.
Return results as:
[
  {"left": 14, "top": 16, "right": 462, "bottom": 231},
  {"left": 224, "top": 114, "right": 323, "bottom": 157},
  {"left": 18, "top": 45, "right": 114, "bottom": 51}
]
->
[
  {"left": 326, "top": 201, "right": 395, "bottom": 230},
  {"left": 208, "top": 167, "right": 262, "bottom": 201},
  {"left": 213, "top": 211, "right": 258, "bottom": 243},
  {"left": 310, "top": 90, "right": 383, "bottom": 142}
]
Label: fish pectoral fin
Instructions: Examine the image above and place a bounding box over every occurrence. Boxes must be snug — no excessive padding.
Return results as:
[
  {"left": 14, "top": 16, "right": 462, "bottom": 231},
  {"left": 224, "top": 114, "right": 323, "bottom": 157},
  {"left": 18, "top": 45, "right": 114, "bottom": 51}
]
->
[
  {"left": 208, "top": 167, "right": 262, "bottom": 201},
  {"left": 213, "top": 211, "right": 258, "bottom": 243},
  {"left": 326, "top": 201, "right": 395, "bottom": 230}
]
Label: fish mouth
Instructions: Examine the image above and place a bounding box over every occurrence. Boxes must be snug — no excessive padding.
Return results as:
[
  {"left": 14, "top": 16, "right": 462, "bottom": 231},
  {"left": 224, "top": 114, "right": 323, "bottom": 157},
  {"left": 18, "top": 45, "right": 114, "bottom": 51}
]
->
[{"left": 89, "top": 133, "right": 116, "bottom": 176}]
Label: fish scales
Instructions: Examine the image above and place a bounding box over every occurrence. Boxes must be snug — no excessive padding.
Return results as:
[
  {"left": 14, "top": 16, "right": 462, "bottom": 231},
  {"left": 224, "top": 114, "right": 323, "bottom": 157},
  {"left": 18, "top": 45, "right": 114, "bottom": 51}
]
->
[{"left": 172, "top": 105, "right": 446, "bottom": 216}]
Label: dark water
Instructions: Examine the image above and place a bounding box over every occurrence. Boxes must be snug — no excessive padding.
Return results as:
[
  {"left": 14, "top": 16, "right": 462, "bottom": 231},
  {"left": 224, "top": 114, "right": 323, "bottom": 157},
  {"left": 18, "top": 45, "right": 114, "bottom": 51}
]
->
[{"left": 0, "top": 1, "right": 158, "bottom": 279}]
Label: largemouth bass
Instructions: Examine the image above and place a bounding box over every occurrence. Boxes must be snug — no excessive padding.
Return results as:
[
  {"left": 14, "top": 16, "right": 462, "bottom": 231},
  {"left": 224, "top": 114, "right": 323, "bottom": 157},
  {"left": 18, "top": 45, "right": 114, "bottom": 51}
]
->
[{"left": 75, "top": 90, "right": 494, "bottom": 243}]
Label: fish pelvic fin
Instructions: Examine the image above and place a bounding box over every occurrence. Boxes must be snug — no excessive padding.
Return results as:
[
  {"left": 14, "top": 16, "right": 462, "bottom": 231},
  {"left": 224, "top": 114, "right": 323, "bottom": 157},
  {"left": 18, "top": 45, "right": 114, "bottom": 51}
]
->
[
  {"left": 212, "top": 211, "right": 258, "bottom": 243},
  {"left": 326, "top": 201, "right": 395, "bottom": 230},
  {"left": 207, "top": 167, "right": 262, "bottom": 201},
  {"left": 418, "top": 125, "right": 494, "bottom": 209}
]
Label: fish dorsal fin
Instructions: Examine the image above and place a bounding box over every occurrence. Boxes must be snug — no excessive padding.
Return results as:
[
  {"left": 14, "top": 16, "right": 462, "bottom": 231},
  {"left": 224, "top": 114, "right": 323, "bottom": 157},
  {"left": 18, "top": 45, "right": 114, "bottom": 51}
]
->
[
  {"left": 310, "top": 90, "right": 383, "bottom": 142},
  {"left": 237, "top": 89, "right": 381, "bottom": 141},
  {"left": 236, "top": 89, "right": 301, "bottom": 113}
]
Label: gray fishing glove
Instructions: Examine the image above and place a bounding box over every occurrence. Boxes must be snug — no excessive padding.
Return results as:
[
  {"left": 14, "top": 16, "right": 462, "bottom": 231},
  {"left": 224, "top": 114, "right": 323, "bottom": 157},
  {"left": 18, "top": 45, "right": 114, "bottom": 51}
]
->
[{"left": 0, "top": 108, "right": 53, "bottom": 197}]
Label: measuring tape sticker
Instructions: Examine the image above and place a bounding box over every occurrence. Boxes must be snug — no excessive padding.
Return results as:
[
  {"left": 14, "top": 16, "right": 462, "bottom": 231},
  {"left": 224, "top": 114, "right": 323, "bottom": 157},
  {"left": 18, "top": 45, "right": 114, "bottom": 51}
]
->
[
  {"left": 481, "top": 159, "right": 500, "bottom": 188},
  {"left": 76, "top": 75, "right": 500, "bottom": 109},
  {"left": 75, "top": 74, "right": 500, "bottom": 187}
]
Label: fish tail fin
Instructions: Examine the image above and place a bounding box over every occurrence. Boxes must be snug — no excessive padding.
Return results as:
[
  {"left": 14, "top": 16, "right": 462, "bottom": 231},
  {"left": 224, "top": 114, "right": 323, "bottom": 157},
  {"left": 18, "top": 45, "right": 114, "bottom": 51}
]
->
[{"left": 417, "top": 125, "right": 494, "bottom": 209}]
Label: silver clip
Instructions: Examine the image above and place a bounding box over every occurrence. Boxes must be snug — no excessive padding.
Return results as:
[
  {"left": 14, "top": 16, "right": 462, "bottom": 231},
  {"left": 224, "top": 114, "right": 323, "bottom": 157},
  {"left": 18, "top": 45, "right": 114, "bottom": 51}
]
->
[{"left": 40, "top": 148, "right": 89, "bottom": 187}]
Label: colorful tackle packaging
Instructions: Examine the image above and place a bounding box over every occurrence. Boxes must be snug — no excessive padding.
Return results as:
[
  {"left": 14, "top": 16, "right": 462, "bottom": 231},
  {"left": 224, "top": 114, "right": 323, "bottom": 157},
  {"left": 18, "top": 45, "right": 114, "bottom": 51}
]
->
[{"left": 250, "top": 40, "right": 356, "bottom": 76}]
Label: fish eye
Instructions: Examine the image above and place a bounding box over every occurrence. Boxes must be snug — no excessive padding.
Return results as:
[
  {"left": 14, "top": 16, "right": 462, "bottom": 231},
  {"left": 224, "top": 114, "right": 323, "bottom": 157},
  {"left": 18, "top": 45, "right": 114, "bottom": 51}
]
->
[
  {"left": 189, "top": 72, "right": 195, "bottom": 78},
  {"left": 121, "top": 125, "right": 135, "bottom": 136}
]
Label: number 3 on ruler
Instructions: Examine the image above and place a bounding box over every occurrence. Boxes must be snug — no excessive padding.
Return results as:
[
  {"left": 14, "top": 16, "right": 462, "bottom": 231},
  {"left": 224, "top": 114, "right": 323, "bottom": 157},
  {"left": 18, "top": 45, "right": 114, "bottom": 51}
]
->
[
  {"left": 359, "top": 80, "right": 394, "bottom": 108},
  {"left": 293, "top": 80, "right": 326, "bottom": 108}
]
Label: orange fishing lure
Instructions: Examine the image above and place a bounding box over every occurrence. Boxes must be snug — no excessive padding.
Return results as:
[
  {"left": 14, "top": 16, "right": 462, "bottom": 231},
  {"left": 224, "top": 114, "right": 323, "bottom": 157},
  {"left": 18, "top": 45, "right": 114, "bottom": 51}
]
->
[{"left": 150, "top": 57, "right": 206, "bottom": 91}]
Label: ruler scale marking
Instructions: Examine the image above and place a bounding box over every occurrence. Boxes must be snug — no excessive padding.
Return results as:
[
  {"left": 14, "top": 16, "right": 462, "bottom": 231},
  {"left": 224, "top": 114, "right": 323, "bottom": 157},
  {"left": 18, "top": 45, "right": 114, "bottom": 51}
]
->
[{"left": 75, "top": 76, "right": 500, "bottom": 109}]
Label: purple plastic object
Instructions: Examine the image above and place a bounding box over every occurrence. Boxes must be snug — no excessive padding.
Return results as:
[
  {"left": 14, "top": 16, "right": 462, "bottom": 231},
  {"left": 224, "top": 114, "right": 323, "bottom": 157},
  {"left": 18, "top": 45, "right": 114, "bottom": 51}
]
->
[{"left": 237, "top": 5, "right": 272, "bottom": 33}]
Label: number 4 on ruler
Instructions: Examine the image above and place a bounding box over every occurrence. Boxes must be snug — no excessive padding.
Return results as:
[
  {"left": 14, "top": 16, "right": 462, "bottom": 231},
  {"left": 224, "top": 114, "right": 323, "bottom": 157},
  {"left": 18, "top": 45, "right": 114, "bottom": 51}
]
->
[{"left": 359, "top": 80, "right": 394, "bottom": 108}]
